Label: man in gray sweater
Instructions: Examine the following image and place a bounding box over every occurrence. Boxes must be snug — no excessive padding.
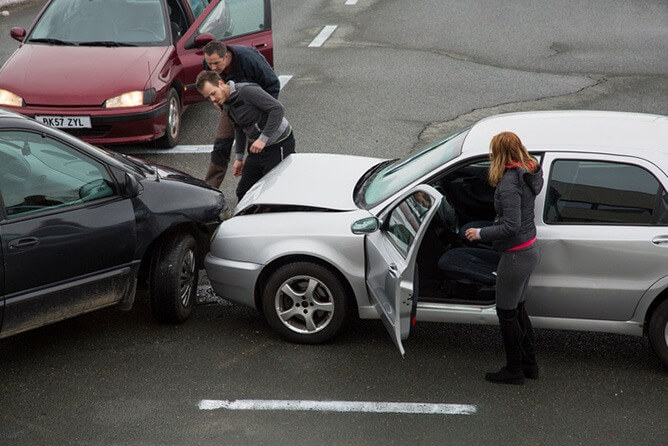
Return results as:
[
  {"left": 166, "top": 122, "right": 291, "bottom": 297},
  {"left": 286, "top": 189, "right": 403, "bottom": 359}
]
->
[{"left": 196, "top": 70, "right": 295, "bottom": 200}]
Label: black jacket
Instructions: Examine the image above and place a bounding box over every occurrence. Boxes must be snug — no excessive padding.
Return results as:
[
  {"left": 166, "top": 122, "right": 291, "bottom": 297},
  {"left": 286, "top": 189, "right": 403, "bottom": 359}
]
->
[
  {"left": 480, "top": 164, "right": 544, "bottom": 251},
  {"left": 203, "top": 45, "right": 280, "bottom": 99}
]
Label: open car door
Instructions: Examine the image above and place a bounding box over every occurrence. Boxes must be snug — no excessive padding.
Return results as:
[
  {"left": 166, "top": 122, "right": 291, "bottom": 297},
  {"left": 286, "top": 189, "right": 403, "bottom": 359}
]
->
[
  {"left": 365, "top": 185, "right": 443, "bottom": 356},
  {"left": 177, "top": 0, "right": 273, "bottom": 105}
]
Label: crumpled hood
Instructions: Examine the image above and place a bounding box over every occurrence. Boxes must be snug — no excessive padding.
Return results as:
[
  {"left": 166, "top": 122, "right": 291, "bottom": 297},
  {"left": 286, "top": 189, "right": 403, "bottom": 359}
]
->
[
  {"left": 235, "top": 153, "right": 384, "bottom": 213},
  {"left": 0, "top": 44, "right": 170, "bottom": 106},
  {"left": 520, "top": 163, "right": 544, "bottom": 195}
]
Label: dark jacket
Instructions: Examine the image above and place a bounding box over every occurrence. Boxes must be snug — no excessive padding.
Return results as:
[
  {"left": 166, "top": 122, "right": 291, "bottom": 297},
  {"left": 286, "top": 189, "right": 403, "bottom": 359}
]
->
[
  {"left": 203, "top": 45, "right": 280, "bottom": 99},
  {"left": 223, "top": 81, "right": 291, "bottom": 156},
  {"left": 479, "top": 164, "right": 544, "bottom": 251}
]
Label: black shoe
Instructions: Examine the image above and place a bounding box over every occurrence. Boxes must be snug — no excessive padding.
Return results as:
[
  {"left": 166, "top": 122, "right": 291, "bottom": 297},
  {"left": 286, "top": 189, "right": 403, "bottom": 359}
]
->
[
  {"left": 485, "top": 366, "right": 524, "bottom": 385},
  {"left": 523, "top": 364, "right": 540, "bottom": 380}
]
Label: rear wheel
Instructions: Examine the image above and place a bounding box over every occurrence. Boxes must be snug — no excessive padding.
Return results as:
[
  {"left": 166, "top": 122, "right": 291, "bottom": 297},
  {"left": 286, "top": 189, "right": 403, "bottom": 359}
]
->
[
  {"left": 149, "top": 233, "right": 198, "bottom": 323},
  {"left": 648, "top": 299, "right": 668, "bottom": 369},
  {"left": 158, "top": 88, "right": 181, "bottom": 148},
  {"left": 262, "top": 262, "right": 348, "bottom": 344}
]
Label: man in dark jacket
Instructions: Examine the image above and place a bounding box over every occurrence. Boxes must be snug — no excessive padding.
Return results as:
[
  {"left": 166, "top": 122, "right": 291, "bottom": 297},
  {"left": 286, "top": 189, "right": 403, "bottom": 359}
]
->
[
  {"left": 196, "top": 70, "right": 295, "bottom": 200},
  {"left": 202, "top": 41, "right": 280, "bottom": 188}
]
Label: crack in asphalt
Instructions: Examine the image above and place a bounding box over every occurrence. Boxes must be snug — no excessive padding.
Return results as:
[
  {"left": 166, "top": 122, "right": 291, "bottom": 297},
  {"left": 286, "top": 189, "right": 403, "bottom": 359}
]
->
[{"left": 414, "top": 75, "right": 612, "bottom": 150}]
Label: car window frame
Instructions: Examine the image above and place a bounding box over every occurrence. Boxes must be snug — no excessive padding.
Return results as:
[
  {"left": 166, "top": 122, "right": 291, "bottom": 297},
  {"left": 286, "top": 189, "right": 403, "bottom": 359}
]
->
[
  {"left": 541, "top": 152, "right": 668, "bottom": 227},
  {"left": 0, "top": 128, "right": 123, "bottom": 224}
]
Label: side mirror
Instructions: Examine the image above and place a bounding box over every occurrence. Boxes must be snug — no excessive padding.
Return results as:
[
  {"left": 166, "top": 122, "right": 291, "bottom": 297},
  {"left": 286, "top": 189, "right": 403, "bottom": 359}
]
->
[
  {"left": 10, "top": 27, "right": 26, "bottom": 42},
  {"left": 123, "top": 173, "right": 140, "bottom": 198},
  {"left": 194, "top": 33, "right": 215, "bottom": 48},
  {"left": 351, "top": 217, "right": 379, "bottom": 234}
]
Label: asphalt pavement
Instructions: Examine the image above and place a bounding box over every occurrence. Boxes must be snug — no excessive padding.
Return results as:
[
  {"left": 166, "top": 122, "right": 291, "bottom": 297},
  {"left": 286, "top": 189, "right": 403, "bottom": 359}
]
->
[{"left": 0, "top": 1, "right": 667, "bottom": 445}]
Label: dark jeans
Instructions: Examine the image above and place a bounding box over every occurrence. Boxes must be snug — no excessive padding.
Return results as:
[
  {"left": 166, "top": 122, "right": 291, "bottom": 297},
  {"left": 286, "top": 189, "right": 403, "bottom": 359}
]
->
[
  {"left": 236, "top": 133, "right": 296, "bottom": 200},
  {"left": 495, "top": 244, "right": 540, "bottom": 310}
]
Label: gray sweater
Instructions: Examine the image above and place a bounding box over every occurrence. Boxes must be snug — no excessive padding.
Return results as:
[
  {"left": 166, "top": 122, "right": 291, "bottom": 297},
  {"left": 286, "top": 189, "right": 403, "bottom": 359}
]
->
[
  {"left": 479, "top": 164, "right": 544, "bottom": 251},
  {"left": 223, "top": 81, "right": 291, "bottom": 160}
]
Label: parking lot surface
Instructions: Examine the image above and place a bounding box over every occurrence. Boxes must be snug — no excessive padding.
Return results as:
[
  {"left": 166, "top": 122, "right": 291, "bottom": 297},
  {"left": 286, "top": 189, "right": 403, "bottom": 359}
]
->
[{"left": 1, "top": 1, "right": 667, "bottom": 445}]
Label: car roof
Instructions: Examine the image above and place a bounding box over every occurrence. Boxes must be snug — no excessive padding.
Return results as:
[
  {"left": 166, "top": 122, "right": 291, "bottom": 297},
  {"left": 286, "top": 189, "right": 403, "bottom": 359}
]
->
[{"left": 462, "top": 111, "right": 668, "bottom": 162}]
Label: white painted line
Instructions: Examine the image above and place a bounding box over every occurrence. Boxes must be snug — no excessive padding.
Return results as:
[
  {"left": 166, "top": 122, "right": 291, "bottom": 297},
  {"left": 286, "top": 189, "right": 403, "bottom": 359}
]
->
[
  {"left": 308, "top": 25, "right": 338, "bottom": 48},
  {"left": 117, "top": 144, "right": 212, "bottom": 155},
  {"left": 345, "top": 0, "right": 359, "bottom": 5},
  {"left": 278, "top": 75, "right": 293, "bottom": 90},
  {"left": 198, "top": 399, "right": 477, "bottom": 415}
]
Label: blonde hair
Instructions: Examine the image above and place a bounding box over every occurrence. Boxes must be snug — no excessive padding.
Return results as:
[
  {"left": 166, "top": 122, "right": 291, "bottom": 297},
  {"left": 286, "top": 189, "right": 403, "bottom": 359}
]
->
[{"left": 487, "top": 131, "right": 537, "bottom": 186}]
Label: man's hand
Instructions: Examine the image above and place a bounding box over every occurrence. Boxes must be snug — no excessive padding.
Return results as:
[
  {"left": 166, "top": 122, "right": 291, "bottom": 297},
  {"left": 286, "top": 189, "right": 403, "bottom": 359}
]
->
[
  {"left": 250, "top": 139, "right": 266, "bottom": 153},
  {"left": 233, "top": 160, "right": 244, "bottom": 177}
]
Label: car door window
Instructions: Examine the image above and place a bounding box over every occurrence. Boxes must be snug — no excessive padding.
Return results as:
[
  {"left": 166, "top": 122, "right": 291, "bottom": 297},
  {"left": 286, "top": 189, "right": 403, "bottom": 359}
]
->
[
  {"left": 187, "top": 0, "right": 210, "bottom": 18},
  {"left": 0, "top": 131, "right": 115, "bottom": 218},
  {"left": 198, "top": 0, "right": 266, "bottom": 40},
  {"left": 385, "top": 192, "right": 435, "bottom": 257},
  {"left": 545, "top": 159, "right": 667, "bottom": 225}
]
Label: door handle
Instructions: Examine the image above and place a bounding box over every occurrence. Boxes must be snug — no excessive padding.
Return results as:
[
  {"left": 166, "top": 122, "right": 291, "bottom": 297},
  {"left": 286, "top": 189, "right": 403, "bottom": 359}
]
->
[
  {"left": 7, "top": 237, "right": 40, "bottom": 252},
  {"left": 254, "top": 43, "right": 267, "bottom": 49},
  {"left": 652, "top": 235, "right": 668, "bottom": 245},
  {"left": 388, "top": 263, "right": 398, "bottom": 278}
]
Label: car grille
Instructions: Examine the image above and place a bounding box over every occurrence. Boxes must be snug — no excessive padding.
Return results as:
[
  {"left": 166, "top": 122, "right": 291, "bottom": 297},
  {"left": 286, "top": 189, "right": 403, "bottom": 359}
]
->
[{"left": 62, "top": 127, "right": 111, "bottom": 138}]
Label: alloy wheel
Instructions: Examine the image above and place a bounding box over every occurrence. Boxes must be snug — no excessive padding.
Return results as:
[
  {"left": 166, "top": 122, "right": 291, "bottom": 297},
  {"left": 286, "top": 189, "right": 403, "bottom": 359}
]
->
[
  {"left": 168, "top": 95, "right": 180, "bottom": 140},
  {"left": 179, "top": 249, "right": 195, "bottom": 307},
  {"left": 274, "top": 275, "right": 335, "bottom": 334}
]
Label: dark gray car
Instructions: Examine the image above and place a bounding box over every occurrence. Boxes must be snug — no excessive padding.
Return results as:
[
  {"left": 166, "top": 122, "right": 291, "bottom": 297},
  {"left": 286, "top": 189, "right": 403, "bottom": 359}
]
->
[{"left": 0, "top": 109, "right": 226, "bottom": 338}]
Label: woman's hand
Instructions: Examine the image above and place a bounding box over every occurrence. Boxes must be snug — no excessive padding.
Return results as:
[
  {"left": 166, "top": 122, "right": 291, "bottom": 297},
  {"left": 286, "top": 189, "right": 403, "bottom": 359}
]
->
[{"left": 465, "top": 228, "right": 481, "bottom": 241}]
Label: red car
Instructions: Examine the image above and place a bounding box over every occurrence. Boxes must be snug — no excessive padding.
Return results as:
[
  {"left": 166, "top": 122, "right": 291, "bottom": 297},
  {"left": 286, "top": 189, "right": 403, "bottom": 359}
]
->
[{"left": 0, "top": 0, "right": 273, "bottom": 147}]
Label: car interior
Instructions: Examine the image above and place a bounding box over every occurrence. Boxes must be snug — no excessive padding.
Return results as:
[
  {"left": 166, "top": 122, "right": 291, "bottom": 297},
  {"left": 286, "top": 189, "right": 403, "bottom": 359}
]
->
[
  {"left": 0, "top": 132, "right": 115, "bottom": 218},
  {"left": 414, "top": 157, "right": 502, "bottom": 306}
]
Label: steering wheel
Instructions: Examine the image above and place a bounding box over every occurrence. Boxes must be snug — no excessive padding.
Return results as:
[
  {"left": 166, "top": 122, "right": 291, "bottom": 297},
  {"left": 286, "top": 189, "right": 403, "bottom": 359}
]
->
[
  {"left": 128, "top": 28, "right": 163, "bottom": 40},
  {"left": 79, "top": 179, "right": 112, "bottom": 201}
]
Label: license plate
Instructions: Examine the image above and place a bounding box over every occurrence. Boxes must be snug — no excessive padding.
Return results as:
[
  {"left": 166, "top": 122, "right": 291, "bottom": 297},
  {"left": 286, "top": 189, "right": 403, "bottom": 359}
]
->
[{"left": 35, "top": 115, "right": 92, "bottom": 128}]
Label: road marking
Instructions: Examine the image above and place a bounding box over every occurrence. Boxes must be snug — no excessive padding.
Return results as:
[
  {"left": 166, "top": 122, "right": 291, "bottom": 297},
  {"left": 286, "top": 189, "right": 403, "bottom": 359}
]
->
[
  {"left": 278, "top": 75, "right": 293, "bottom": 90},
  {"left": 308, "top": 25, "right": 338, "bottom": 48},
  {"left": 345, "top": 0, "right": 359, "bottom": 5},
  {"left": 198, "top": 399, "right": 477, "bottom": 415}
]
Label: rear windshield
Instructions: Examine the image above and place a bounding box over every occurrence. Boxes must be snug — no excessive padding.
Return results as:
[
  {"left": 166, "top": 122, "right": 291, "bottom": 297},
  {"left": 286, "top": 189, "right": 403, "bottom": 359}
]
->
[{"left": 29, "top": 0, "right": 168, "bottom": 46}]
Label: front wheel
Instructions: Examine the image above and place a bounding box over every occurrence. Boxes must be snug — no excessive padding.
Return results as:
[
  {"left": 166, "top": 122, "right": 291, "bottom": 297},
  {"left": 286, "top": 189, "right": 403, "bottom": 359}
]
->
[
  {"left": 157, "top": 88, "right": 181, "bottom": 148},
  {"left": 648, "top": 299, "right": 668, "bottom": 369},
  {"left": 149, "top": 233, "right": 198, "bottom": 323},
  {"left": 262, "top": 262, "right": 348, "bottom": 344}
]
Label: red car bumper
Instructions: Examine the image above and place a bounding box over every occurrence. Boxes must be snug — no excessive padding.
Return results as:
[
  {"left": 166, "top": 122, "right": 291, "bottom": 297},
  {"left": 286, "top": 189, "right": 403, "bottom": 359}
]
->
[{"left": 3, "top": 101, "right": 169, "bottom": 146}]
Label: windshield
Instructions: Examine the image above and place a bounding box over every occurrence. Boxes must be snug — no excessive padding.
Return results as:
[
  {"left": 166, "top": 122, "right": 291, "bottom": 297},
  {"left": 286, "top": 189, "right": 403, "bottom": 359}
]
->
[
  {"left": 358, "top": 127, "right": 470, "bottom": 208},
  {"left": 29, "top": 0, "right": 168, "bottom": 46}
]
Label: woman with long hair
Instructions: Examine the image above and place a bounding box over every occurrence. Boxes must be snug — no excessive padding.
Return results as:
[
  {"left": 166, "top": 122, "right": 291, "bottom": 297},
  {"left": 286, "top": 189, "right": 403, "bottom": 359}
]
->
[{"left": 465, "top": 131, "right": 544, "bottom": 385}]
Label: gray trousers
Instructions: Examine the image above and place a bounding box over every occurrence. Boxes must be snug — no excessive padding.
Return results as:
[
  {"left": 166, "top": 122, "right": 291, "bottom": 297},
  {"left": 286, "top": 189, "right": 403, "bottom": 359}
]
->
[{"left": 495, "top": 244, "right": 540, "bottom": 310}]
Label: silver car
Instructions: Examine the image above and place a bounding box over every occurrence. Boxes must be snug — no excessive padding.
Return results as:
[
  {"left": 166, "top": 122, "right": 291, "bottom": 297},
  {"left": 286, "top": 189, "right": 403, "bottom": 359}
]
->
[{"left": 205, "top": 110, "right": 668, "bottom": 367}]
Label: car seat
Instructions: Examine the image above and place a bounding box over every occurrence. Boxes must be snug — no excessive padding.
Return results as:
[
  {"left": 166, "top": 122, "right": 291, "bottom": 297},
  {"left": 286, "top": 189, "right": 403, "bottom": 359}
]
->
[{"left": 438, "top": 247, "right": 501, "bottom": 287}]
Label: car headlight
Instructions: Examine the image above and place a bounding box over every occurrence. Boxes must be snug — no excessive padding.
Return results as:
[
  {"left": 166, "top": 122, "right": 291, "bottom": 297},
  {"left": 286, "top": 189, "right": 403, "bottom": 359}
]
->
[
  {"left": 104, "top": 88, "right": 157, "bottom": 108},
  {"left": 0, "top": 89, "right": 23, "bottom": 107}
]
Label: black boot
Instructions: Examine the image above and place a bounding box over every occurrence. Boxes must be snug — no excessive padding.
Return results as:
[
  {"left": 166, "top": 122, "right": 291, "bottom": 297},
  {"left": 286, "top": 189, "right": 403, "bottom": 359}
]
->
[
  {"left": 517, "top": 301, "right": 539, "bottom": 379},
  {"left": 486, "top": 308, "right": 525, "bottom": 385}
]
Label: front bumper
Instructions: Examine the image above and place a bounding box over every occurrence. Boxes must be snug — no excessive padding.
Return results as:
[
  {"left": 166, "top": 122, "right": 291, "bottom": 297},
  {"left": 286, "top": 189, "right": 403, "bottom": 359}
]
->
[
  {"left": 204, "top": 254, "right": 263, "bottom": 310},
  {"left": 3, "top": 102, "right": 168, "bottom": 145}
]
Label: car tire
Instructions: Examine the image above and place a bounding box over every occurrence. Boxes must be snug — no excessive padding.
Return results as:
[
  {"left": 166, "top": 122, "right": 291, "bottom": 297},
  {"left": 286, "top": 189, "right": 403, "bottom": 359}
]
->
[
  {"left": 648, "top": 299, "right": 668, "bottom": 369},
  {"left": 149, "top": 233, "right": 198, "bottom": 323},
  {"left": 158, "top": 88, "right": 181, "bottom": 148},
  {"left": 263, "top": 262, "right": 348, "bottom": 344}
]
